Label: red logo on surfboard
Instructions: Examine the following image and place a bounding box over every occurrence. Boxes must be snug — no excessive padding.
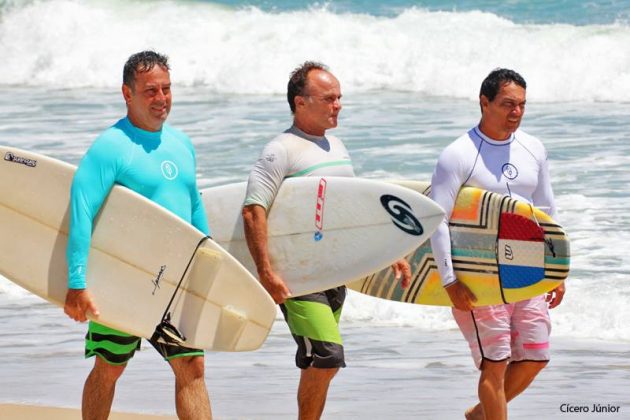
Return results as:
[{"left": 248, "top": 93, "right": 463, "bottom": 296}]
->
[{"left": 314, "top": 178, "right": 327, "bottom": 239}]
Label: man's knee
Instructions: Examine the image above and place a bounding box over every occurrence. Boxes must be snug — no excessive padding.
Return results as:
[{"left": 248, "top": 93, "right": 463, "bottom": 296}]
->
[
  {"left": 313, "top": 366, "right": 339, "bottom": 381},
  {"left": 480, "top": 359, "right": 508, "bottom": 383},
  {"left": 171, "top": 355, "right": 206, "bottom": 381},
  {"left": 301, "top": 366, "right": 339, "bottom": 387},
  {"left": 93, "top": 355, "right": 127, "bottom": 383},
  {"left": 517, "top": 360, "right": 548, "bottom": 376}
]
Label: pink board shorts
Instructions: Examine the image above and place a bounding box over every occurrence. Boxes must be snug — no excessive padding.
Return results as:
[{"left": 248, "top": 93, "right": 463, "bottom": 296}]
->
[{"left": 452, "top": 295, "right": 551, "bottom": 369}]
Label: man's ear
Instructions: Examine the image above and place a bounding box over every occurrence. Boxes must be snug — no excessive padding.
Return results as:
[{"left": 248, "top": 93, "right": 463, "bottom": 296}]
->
[
  {"left": 294, "top": 95, "right": 306, "bottom": 110},
  {"left": 479, "top": 94, "right": 489, "bottom": 113},
  {"left": 122, "top": 84, "right": 132, "bottom": 105}
]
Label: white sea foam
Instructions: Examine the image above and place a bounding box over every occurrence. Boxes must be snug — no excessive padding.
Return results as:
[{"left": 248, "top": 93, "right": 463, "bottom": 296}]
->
[{"left": 1, "top": 0, "right": 629, "bottom": 102}]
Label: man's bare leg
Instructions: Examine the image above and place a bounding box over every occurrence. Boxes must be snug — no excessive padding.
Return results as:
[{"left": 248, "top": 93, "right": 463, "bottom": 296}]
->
[
  {"left": 82, "top": 356, "right": 126, "bottom": 420},
  {"left": 465, "top": 360, "right": 508, "bottom": 420},
  {"left": 297, "top": 367, "right": 339, "bottom": 420},
  {"left": 465, "top": 360, "right": 548, "bottom": 420},
  {"left": 169, "top": 356, "right": 212, "bottom": 420}
]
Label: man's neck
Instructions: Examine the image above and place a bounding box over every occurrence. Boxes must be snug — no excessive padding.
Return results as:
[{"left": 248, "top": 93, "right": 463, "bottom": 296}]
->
[
  {"left": 478, "top": 121, "right": 512, "bottom": 141},
  {"left": 127, "top": 114, "right": 163, "bottom": 132},
  {"left": 293, "top": 118, "right": 326, "bottom": 137}
]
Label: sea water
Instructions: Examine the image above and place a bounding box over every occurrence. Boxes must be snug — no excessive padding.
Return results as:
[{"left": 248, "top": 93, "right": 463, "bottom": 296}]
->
[{"left": 1, "top": 1, "right": 629, "bottom": 419}]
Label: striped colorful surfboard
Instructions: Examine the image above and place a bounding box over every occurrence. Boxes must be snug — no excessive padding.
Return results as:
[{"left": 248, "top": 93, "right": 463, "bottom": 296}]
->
[{"left": 348, "top": 181, "right": 570, "bottom": 307}]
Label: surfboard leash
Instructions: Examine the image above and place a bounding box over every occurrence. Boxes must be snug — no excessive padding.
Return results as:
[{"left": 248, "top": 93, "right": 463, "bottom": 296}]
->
[
  {"left": 527, "top": 203, "right": 557, "bottom": 258},
  {"left": 152, "top": 235, "right": 211, "bottom": 346}
]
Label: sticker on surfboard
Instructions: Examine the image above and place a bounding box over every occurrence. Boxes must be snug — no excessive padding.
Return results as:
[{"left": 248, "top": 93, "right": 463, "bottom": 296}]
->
[
  {"left": 314, "top": 178, "right": 327, "bottom": 241},
  {"left": 497, "top": 213, "right": 545, "bottom": 289}
]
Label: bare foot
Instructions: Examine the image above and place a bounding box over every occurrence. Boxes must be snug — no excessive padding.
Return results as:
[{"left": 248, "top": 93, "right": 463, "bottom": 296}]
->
[{"left": 465, "top": 404, "right": 484, "bottom": 420}]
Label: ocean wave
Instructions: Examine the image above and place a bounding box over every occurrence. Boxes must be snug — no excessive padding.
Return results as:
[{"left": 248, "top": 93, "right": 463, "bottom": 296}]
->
[{"left": 1, "top": 0, "right": 629, "bottom": 102}]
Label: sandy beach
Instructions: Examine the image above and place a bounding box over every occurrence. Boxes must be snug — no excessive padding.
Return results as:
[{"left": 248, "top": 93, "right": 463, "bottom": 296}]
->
[
  {"left": 0, "top": 404, "right": 176, "bottom": 420},
  {"left": 1, "top": 310, "right": 629, "bottom": 419}
]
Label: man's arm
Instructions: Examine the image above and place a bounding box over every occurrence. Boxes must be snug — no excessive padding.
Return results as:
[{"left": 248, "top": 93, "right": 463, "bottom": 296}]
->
[
  {"left": 64, "top": 138, "right": 119, "bottom": 321},
  {"left": 241, "top": 139, "right": 291, "bottom": 303},
  {"left": 533, "top": 143, "right": 565, "bottom": 307},
  {"left": 242, "top": 204, "right": 291, "bottom": 304},
  {"left": 185, "top": 137, "right": 210, "bottom": 236},
  {"left": 430, "top": 141, "right": 478, "bottom": 310},
  {"left": 532, "top": 147, "right": 557, "bottom": 218},
  {"left": 391, "top": 259, "right": 412, "bottom": 289},
  {"left": 64, "top": 289, "right": 99, "bottom": 322},
  {"left": 191, "top": 189, "right": 210, "bottom": 236}
]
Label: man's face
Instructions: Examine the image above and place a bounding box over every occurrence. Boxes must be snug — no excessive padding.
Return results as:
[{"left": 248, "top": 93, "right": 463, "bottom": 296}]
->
[
  {"left": 298, "top": 70, "right": 342, "bottom": 134},
  {"left": 123, "top": 65, "right": 172, "bottom": 132},
  {"left": 480, "top": 81, "right": 526, "bottom": 138}
]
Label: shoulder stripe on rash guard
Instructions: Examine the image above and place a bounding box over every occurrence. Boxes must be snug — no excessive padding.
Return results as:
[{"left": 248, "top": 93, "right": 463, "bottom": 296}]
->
[{"left": 286, "top": 160, "right": 352, "bottom": 178}]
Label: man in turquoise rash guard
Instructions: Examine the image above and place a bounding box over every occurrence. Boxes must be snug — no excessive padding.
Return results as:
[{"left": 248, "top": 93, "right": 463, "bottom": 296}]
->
[{"left": 63, "top": 51, "right": 212, "bottom": 420}]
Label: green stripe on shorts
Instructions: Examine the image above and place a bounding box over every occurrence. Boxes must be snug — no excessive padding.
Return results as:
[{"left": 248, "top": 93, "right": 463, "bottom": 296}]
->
[
  {"left": 283, "top": 299, "right": 343, "bottom": 345},
  {"left": 86, "top": 321, "right": 140, "bottom": 365}
]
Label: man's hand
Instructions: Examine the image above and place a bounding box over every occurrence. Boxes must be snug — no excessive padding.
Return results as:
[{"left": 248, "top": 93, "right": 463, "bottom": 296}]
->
[
  {"left": 64, "top": 289, "right": 100, "bottom": 322},
  {"left": 242, "top": 204, "right": 291, "bottom": 304},
  {"left": 546, "top": 282, "right": 566, "bottom": 309},
  {"left": 445, "top": 281, "right": 477, "bottom": 311},
  {"left": 392, "top": 259, "right": 412, "bottom": 289},
  {"left": 259, "top": 269, "right": 291, "bottom": 305}
]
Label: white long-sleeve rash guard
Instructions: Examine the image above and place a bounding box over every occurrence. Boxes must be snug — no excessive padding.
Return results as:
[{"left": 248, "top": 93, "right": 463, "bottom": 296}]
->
[{"left": 430, "top": 126, "right": 556, "bottom": 287}]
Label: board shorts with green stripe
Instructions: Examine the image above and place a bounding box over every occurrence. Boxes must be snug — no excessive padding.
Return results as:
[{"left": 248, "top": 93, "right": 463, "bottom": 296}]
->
[
  {"left": 280, "top": 286, "right": 346, "bottom": 369},
  {"left": 85, "top": 321, "right": 204, "bottom": 365}
]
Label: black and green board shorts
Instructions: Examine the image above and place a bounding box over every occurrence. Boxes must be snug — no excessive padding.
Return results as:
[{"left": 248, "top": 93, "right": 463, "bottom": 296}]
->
[
  {"left": 280, "top": 286, "right": 346, "bottom": 369},
  {"left": 85, "top": 321, "right": 204, "bottom": 365}
]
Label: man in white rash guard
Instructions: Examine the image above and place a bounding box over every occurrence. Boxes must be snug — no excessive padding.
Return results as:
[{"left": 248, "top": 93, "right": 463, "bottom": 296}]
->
[
  {"left": 242, "top": 61, "right": 411, "bottom": 420},
  {"left": 430, "top": 68, "right": 566, "bottom": 420}
]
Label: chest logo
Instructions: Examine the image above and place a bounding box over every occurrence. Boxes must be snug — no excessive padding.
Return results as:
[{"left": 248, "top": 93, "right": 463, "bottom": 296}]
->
[
  {"left": 161, "top": 160, "right": 179, "bottom": 180},
  {"left": 380, "top": 194, "right": 424, "bottom": 236},
  {"left": 502, "top": 163, "right": 518, "bottom": 180}
]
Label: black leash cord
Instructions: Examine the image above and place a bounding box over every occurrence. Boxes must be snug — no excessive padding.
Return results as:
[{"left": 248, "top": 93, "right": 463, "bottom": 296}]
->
[{"left": 159, "top": 235, "right": 211, "bottom": 322}]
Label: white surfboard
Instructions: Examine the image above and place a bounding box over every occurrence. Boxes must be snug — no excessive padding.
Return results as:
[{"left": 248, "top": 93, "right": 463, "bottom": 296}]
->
[
  {"left": 201, "top": 177, "right": 445, "bottom": 296},
  {"left": 0, "top": 146, "right": 276, "bottom": 352}
]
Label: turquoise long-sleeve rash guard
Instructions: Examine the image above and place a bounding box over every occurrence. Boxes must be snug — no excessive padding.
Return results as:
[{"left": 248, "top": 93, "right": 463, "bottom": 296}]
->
[{"left": 66, "top": 117, "right": 209, "bottom": 289}]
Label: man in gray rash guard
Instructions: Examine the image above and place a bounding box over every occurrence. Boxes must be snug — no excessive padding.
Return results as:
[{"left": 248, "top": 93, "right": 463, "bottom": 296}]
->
[
  {"left": 242, "top": 61, "right": 411, "bottom": 420},
  {"left": 430, "top": 68, "right": 566, "bottom": 420}
]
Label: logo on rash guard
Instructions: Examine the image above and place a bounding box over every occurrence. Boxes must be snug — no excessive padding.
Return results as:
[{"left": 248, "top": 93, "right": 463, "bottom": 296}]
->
[
  {"left": 380, "top": 194, "right": 424, "bottom": 236},
  {"left": 161, "top": 160, "right": 179, "bottom": 180},
  {"left": 502, "top": 163, "right": 518, "bottom": 180}
]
